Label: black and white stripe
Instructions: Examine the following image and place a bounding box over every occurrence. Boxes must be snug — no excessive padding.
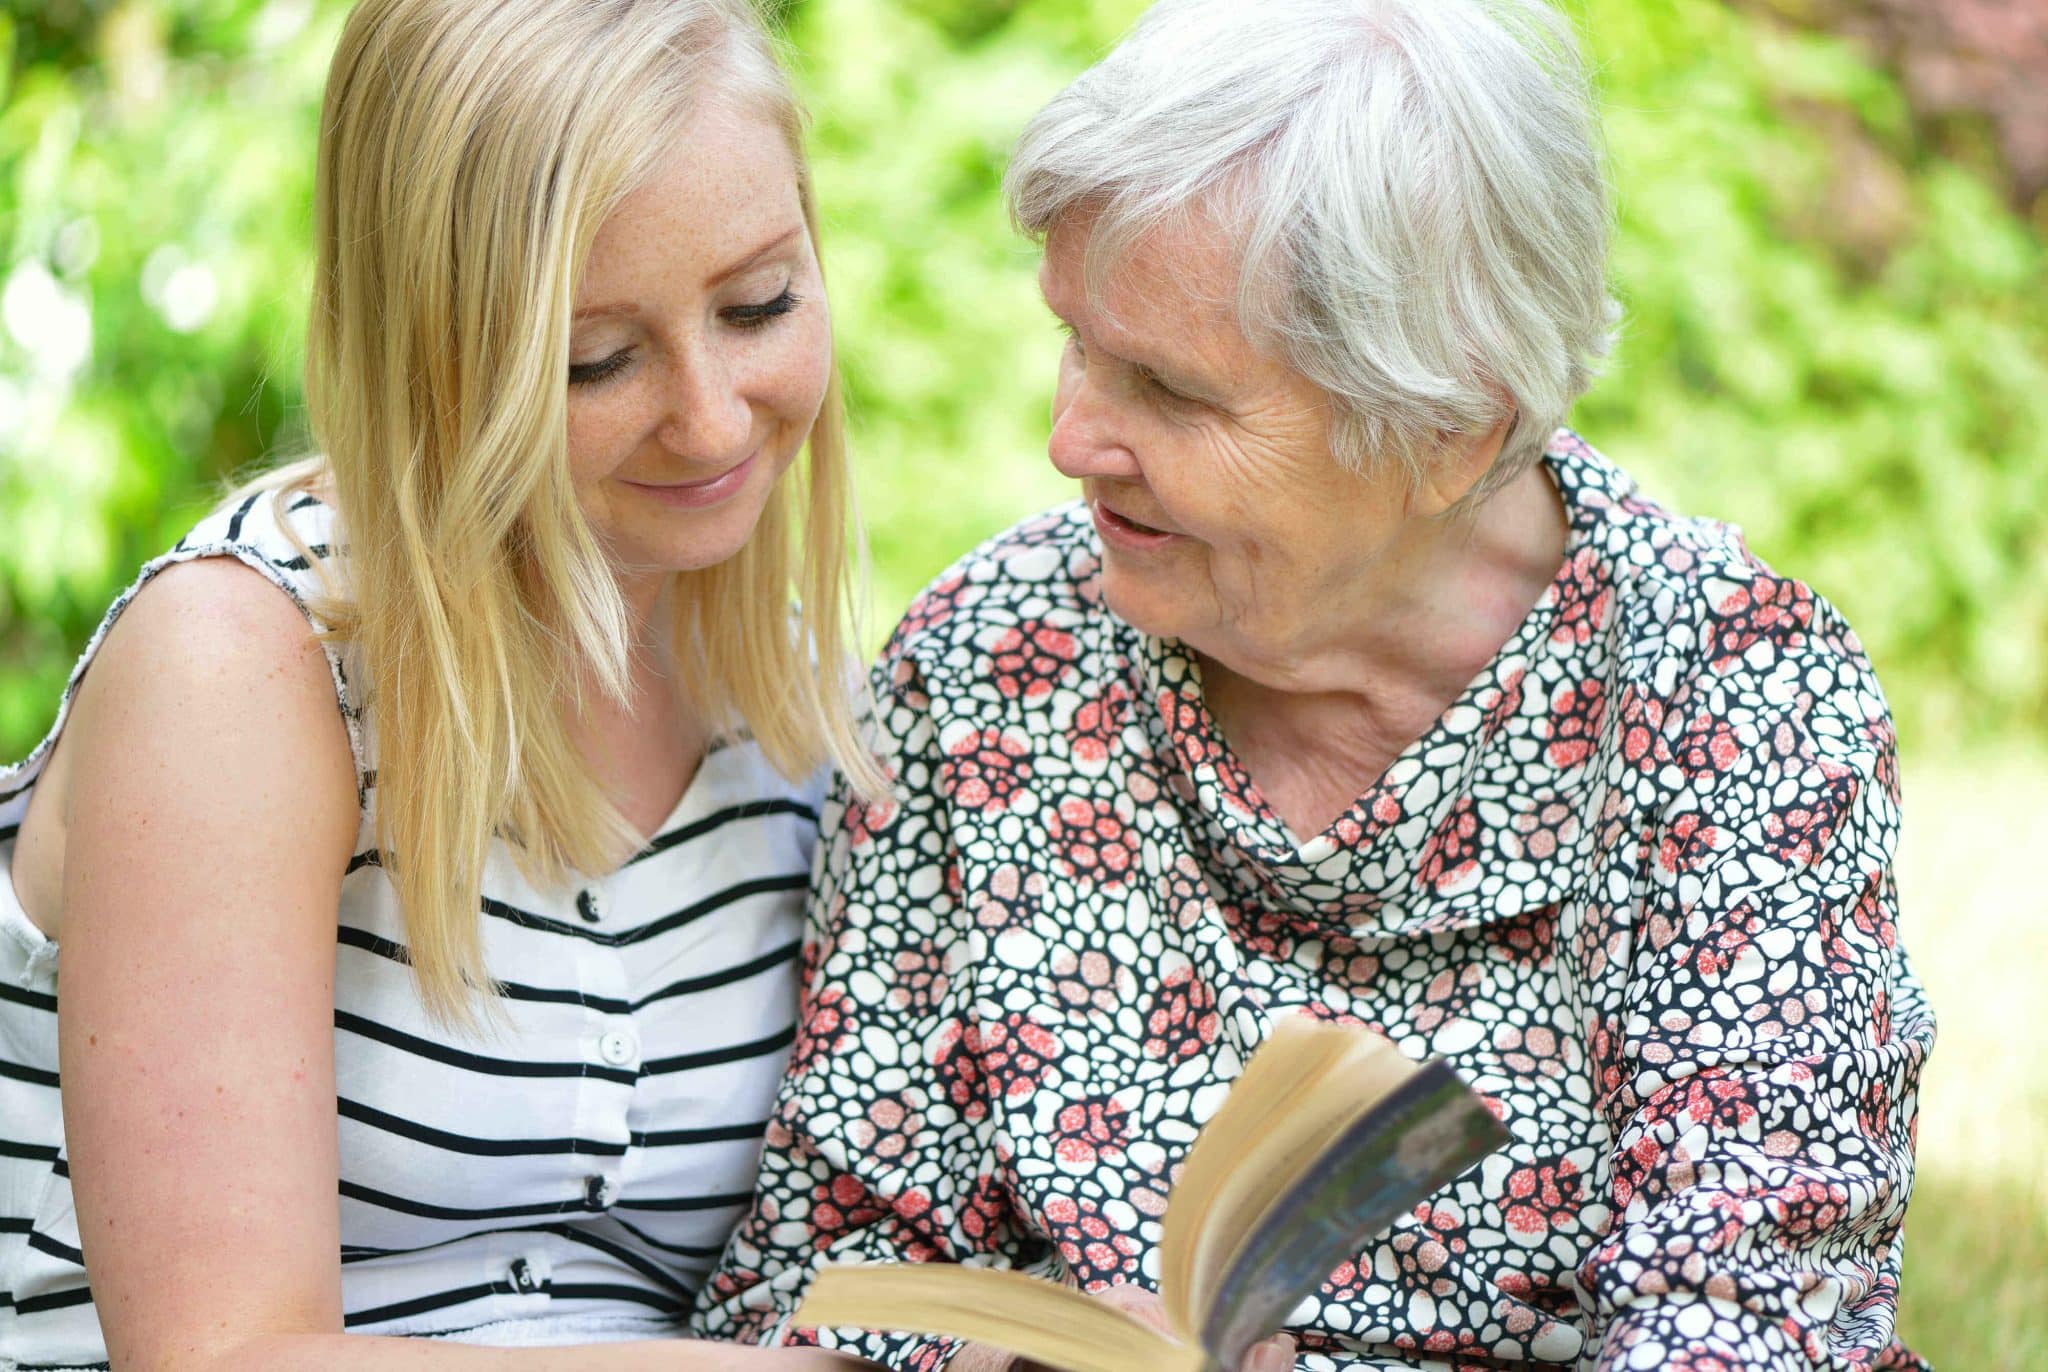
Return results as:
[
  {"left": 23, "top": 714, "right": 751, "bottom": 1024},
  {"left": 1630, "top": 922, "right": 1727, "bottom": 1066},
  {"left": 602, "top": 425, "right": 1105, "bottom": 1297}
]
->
[{"left": 0, "top": 488, "right": 822, "bottom": 1360}]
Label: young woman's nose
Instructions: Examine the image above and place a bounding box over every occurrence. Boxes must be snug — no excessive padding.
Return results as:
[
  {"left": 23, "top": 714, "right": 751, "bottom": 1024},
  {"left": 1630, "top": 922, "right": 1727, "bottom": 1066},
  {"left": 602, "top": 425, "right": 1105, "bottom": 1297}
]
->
[{"left": 655, "top": 349, "right": 754, "bottom": 467}]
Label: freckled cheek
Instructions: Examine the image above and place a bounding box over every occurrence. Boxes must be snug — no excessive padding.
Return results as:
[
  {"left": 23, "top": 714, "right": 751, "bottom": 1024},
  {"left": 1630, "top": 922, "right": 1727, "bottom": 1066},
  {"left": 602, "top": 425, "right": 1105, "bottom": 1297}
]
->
[
  {"left": 752, "top": 318, "right": 835, "bottom": 471},
  {"left": 564, "top": 386, "right": 657, "bottom": 488}
]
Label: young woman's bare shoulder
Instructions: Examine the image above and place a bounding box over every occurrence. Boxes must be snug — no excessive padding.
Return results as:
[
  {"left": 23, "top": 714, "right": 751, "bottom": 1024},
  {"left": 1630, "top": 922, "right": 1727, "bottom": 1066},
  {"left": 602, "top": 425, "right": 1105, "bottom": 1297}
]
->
[
  {"left": 56, "top": 556, "right": 359, "bottom": 887},
  {"left": 101, "top": 554, "right": 335, "bottom": 674}
]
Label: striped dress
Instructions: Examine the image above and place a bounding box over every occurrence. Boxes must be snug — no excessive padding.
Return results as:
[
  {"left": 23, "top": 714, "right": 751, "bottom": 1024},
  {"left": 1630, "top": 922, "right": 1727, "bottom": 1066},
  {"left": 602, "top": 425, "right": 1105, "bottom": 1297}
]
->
[{"left": 0, "top": 488, "right": 824, "bottom": 1368}]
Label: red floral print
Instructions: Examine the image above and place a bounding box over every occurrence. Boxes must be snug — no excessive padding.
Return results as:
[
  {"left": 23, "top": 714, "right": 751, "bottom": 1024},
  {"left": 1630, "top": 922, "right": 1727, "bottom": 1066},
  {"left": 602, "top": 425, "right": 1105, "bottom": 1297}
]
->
[
  {"left": 983, "top": 620, "right": 1080, "bottom": 701},
  {"left": 1417, "top": 797, "right": 1483, "bottom": 891},
  {"left": 942, "top": 727, "right": 1034, "bottom": 812},
  {"left": 1041, "top": 1192, "right": 1142, "bottom": 1287},
  {"left": 1545, "top": 677, "right": 1608, "bottom": 769},
  {"left": 1140, "top": 965, "right": 1220, "bottom": 1061},
  {"left": 1551, "top": 547, "right": 1614, "bottom": 647},
  {"left": 1044, "top": 794, "right": 1141, "bottom": 889},
  {"left": 1707, "top": 575, "right": 1816, "bottom": 671},
  {"left": 1502, "top": 1156, "right": 1587, "bottom": 1240},
  {"left": 1051, "top": 1094, "right": 1130, "bottom": 1167},
  {"left": 1068, "top": 681, "right": 1133, "bottom": 767}
]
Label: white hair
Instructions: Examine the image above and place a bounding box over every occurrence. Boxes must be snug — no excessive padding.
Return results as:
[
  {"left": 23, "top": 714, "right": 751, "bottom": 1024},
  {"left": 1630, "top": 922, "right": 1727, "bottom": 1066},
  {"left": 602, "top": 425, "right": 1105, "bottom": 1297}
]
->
[{"left": 1005, "top": 0, "right": 1619, "bottom": 499}]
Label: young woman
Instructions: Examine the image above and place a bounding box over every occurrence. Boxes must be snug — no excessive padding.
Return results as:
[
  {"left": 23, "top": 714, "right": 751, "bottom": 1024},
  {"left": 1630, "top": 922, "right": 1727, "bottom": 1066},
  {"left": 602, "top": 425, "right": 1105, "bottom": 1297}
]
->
[{"left": 0, "top": 1, "right": 871, "bottom": 1366}]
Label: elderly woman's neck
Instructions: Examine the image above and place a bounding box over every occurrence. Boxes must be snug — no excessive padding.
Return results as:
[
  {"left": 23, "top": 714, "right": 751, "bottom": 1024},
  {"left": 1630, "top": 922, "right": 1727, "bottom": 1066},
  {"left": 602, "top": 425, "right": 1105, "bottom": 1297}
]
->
[{"left": 1199, "top": 463, "right": 1567, "bottom": 838}]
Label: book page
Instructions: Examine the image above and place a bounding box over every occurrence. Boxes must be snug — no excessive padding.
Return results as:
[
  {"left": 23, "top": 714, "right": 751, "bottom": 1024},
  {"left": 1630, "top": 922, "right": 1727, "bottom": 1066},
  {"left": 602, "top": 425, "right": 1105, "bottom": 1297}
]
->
[
  {"left": 1159, "top": 1016, "right": 1373, "bottom": 1330},
  {"left": 1194, "top": 1059, "right": 1511, "bottom": 1369},
  {"left": 793, "top": 1264, "right": 1206, "bottom": 1372},
  {"left": 1174, "top": 1021, "right": 1420, "bottom": 1329},
  {"left": 787, "top": 1020, "right": 1505, "bottom": 1372}
]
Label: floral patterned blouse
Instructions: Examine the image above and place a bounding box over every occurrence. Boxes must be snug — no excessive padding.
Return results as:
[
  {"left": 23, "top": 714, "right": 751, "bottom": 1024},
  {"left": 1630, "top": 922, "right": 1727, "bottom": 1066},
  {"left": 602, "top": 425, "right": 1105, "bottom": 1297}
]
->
[{"left": 690, "top": 434, "right": 1933, "bottom": 1372}]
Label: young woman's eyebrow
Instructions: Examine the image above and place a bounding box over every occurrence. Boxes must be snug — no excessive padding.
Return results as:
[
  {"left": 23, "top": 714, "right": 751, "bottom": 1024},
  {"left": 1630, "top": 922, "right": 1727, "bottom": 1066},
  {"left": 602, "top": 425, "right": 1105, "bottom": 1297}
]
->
[{"left": 706, "top": 223, "right": 805, "bottom": 288}]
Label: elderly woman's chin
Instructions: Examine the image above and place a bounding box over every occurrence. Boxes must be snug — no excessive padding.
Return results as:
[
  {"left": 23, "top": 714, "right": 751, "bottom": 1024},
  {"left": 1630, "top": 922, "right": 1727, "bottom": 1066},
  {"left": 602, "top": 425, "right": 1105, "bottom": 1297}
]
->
[{"left": 1093, "top": 538, "right": 1211, "bottom": 644}]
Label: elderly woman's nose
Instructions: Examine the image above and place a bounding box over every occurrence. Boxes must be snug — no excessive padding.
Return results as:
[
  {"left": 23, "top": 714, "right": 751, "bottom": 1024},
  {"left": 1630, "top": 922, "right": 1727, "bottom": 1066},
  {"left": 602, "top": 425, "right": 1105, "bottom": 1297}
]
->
[
  {"left": 656, "top": 352, "right": 754, "bottom": 464},
  {"left": 1048, "top": 383, "right": 1141, "bottom": 482}
]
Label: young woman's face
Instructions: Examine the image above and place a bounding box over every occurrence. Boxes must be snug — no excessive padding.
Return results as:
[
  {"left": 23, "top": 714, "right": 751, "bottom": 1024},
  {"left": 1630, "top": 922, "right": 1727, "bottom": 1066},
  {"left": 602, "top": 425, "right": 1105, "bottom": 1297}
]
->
[{"left": 565, "top": 95, "right": 831, "bottom": 580}]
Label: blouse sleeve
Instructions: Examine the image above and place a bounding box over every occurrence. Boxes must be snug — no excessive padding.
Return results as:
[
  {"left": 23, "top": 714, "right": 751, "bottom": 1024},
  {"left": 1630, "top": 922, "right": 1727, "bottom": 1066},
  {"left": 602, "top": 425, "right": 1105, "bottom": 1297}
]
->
[
  {"left": 689, "top": 655, "right": 1048, "bottom": 1370},
  {"left": 1582, "top": 589, "right": 1934, "bottom": 1370}
]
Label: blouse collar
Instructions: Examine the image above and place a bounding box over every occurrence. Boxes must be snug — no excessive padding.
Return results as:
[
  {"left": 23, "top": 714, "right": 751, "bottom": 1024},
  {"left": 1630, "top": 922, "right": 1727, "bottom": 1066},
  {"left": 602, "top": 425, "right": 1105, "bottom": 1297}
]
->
[{"left": 1128, "top": 438, "right": 1631, "bottom": 938}]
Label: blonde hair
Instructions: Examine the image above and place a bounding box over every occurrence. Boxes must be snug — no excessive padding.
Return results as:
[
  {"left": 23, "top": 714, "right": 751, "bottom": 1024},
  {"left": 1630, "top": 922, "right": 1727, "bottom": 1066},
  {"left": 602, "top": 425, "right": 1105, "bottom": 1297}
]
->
[{"left": 249, "top": 0, "right": 869, "bottom": 1028}]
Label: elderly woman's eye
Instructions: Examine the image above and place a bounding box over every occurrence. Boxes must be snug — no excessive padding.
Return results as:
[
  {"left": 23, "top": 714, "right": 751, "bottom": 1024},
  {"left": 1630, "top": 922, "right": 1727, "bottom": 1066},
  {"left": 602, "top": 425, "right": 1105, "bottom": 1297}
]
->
[{"left": 1137, "top": 367, "right": 1192, "bottom": 406}]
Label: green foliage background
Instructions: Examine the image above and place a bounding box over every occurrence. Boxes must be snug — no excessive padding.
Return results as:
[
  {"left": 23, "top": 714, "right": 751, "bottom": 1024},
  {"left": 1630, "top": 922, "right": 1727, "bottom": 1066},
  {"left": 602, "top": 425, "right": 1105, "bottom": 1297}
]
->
[
  {"left": 2, "top": 1, "right": 2044, "bottom": 1365},
  {"left": 3, "top": 0, "right": 2046, "bottom": 762}
]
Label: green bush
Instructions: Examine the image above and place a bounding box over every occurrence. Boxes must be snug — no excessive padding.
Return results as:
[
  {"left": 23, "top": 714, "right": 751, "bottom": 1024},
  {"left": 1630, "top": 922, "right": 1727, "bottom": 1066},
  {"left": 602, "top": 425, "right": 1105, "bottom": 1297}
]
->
[
  {"left": 0, "top": 0, "right": 342, "bottom": 751},
  {"left": 1570, "top": 0, "right": 2048, "bottom": 749},
  {"left": 2, "top": 0, "right": 2043, "bottom": 764}
]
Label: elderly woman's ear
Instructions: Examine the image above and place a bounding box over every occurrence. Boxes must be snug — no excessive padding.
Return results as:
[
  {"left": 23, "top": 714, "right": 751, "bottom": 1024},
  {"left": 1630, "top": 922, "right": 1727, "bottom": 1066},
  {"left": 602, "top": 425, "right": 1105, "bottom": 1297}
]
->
[{"left": 1408, "top": 413, "right": 1515, "bottom": 519}]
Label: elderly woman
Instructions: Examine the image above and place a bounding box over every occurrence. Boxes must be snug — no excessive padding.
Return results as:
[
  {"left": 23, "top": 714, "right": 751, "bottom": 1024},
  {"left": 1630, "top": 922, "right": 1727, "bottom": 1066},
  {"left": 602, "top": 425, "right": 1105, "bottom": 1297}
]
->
[{"left": 693, "top": 1, "right": 1932, "bottom": 1369}]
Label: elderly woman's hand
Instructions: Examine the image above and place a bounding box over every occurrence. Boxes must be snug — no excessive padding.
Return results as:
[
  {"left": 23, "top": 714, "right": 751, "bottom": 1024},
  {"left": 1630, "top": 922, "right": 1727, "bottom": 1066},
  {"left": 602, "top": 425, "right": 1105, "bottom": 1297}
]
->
[{"left": 950, "top": 1283, "right": 1296, "bottom": 1372}]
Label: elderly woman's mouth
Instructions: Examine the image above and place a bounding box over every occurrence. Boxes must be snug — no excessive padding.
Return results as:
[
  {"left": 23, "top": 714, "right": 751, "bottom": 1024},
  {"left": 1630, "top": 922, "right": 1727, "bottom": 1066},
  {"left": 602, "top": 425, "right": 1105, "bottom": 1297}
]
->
[{"left": 1092, "top": 499, "right": 1180, "bottom": 549}]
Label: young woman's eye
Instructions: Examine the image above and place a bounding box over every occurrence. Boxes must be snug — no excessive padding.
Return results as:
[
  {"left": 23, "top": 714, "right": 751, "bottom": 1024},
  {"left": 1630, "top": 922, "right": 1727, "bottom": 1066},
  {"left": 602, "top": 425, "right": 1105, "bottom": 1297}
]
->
[
  {"left": 724, "top": 288, "right": 801, "bottom": 329},
  {"left": 569, "top": 348, "right": 634, "bottom": 387}
]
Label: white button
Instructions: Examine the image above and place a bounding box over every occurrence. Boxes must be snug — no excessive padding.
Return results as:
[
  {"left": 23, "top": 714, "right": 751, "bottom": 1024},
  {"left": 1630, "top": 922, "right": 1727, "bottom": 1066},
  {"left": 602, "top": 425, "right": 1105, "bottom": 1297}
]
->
[{"left": 598, "top": 1029, "right": 638, "bottom": 1067}]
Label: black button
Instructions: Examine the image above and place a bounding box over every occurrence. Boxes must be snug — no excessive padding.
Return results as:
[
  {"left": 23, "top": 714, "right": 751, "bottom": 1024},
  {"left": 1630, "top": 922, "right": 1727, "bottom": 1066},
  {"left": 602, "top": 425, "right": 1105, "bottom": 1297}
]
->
[
  {"left": 576, "top": 890, "right": 601, "bottom": 923},
  {"left": 508, "top": 1257, "right": 538, "bottom": 1294},
  {"left": 584, "top": 1175, "right": 608, "bottom": 1210}
]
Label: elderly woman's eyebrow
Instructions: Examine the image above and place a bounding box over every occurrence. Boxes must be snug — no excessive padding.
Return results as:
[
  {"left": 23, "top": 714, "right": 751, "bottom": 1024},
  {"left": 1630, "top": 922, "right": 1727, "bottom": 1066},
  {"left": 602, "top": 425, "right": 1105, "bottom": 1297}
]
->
[{"left": 1052, "top": 311, "right": 1220, "bottom": 402}]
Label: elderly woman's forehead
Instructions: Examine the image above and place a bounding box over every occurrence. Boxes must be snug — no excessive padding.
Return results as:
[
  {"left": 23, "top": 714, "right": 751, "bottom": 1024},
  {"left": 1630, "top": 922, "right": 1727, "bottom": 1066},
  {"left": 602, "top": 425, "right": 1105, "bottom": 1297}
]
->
[{"left": 1040, "top": 209, "right": 1246, "bottom": 328}]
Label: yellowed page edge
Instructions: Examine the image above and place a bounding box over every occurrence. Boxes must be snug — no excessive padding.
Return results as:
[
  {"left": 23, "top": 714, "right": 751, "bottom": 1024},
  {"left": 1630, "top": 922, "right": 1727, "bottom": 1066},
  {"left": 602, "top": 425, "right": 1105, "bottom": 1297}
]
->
[
  {"left": 1159, "top": 1016, "right": 1354, "bottom": 1330},
  {"left": 1181, "top": 1047, "right": 1368, "bottom": 1321},
  {"left": 1181, "top": 1026, "right": 1422, "bottom": 1324},
  {"left": 1202, "top": 1033, "right": 1421, "bottom": 1305},
  {"left": 794, "top": 1265, "right": 1205, "bottom": 1372}
]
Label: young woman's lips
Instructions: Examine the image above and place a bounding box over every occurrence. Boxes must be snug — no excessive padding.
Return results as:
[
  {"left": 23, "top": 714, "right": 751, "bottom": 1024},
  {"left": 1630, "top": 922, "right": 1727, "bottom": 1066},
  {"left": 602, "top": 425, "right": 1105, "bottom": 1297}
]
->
[
  {"left": 622, "top": 453, "right": 757, "bottom": 509},
  {"left": 1092, "top": 498, "right": 1180, "bottom": 551}
]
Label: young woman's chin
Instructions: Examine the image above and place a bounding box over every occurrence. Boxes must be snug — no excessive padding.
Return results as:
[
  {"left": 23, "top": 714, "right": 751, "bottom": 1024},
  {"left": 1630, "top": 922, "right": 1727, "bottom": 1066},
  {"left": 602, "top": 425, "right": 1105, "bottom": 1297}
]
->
[{"left": 598, "top": 458, "right": 787, "bottom": 576}]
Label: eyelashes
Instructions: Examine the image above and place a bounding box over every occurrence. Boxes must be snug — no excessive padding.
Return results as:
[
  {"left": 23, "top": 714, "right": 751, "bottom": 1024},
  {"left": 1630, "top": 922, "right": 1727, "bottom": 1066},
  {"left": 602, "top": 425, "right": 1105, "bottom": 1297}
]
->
[
  {"left": 724, "top": 287, "right": 802, "bottom": 329},
  {"left": 568, "top": 350, "right": 633, "bottom": 387},
  {"left": 1134, "top": 364, "right": 1191, "bottom": 406},
  {"left": 567, "top": 289, "right": 805, "bottom": 388}
]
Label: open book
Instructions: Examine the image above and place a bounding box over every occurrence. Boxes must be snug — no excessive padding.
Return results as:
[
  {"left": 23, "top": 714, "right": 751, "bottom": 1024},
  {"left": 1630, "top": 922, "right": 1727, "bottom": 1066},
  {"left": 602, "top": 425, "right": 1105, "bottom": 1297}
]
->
[{"left": 792, "top": 1016, "right": 1509, "bottom": 1372}]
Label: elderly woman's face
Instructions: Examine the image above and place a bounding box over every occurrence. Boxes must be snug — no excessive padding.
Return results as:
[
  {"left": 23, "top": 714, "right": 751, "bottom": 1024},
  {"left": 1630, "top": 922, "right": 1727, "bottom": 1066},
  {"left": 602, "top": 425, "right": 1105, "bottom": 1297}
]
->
[{"left": 1040, "top": 215, "right": 1415, "bottom": 664}]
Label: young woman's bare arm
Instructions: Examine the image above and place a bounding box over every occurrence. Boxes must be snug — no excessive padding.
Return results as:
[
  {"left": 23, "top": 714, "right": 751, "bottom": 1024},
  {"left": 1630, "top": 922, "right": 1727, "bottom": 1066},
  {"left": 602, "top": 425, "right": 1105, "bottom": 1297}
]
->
[{"left": 55, "top": 559, "right": 861, "bottom": 1372}]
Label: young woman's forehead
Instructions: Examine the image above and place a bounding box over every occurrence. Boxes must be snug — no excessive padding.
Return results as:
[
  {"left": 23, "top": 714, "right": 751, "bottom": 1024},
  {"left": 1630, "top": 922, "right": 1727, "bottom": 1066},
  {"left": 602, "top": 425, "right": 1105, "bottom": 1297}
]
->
[{"left": 578, "top": 104, "right": 806, "bottom": 299}]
